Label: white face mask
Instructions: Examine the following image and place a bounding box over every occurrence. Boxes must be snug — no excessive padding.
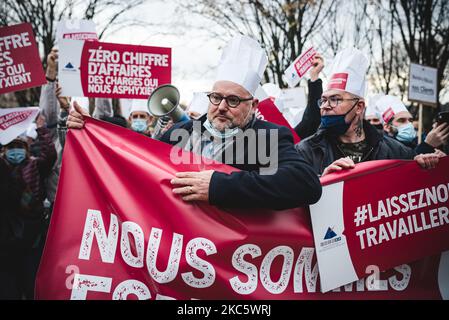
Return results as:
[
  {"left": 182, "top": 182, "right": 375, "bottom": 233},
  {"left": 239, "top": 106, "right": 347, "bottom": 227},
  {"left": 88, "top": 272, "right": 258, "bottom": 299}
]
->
[
  {"left": 203, "top": 118, "right": 240, "bottom": 139},
  {"left": 205, "top": 103, "right": 254, "bottom": 139}
]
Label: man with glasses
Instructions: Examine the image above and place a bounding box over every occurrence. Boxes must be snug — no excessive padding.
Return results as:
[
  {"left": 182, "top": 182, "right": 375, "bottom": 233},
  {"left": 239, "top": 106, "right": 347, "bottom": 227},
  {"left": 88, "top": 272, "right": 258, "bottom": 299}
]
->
[{"left": 295, "top": 48, "right": 441, "bottom": 176}]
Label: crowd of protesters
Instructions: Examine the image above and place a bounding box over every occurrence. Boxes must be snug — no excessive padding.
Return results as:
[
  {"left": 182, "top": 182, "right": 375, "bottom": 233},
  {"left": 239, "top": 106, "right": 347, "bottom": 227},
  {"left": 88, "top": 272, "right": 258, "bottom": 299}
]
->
[{"left": 1, "top": 36, "right": 448, "bottom": 300}]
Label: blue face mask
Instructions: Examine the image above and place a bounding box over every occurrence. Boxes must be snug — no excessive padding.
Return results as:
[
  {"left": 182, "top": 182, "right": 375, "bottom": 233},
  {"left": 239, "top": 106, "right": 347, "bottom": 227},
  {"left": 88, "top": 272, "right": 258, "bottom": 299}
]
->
[
  {"left": 131, "top": 119, "right": 147, "bottom": 133},
  {"left": 320, "top": 102, "right": 358, "bottom": 135},
  {"left": 395, "top": 123, "right": 417, "bottom": 143},
  {"left": 6, "top": 148, "right": 27, "bottom": 165}
]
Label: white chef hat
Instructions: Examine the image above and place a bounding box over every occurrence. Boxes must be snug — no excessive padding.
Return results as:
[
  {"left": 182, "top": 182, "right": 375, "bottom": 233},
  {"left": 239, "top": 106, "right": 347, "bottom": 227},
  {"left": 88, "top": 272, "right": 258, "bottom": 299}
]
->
[
  {"left": 326, "top": 47, "right": 369, "bottom": 98},
  {"left": 365, "top": 94, "right": 383, "bottom": 118},
  {"left": 188, "top": 92, "right": 209, "bottom": 115},
  {"left": 215, "top": 34, "right": 268, "bottom": 96},
  {"left": 374, "top": 95, "right": 411, "bottom": 124},
  {"left": 129, "top": 99, "right": 150, "bottom": 115}
]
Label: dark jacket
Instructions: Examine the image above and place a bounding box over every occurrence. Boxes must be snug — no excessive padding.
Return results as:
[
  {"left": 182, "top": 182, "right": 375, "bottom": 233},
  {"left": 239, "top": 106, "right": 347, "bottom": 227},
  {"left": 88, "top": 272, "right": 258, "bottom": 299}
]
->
[
  {"left": 391, "top": 134, "right": 435, "bottom": 155},
  {"left": 294, "top": 79, "right": 323, "bottom": 139},
  {"left": 0, "top": 127, "right": 57, "bottom": 247},
  {"left": 160, "top": 115, "right": 322, "bottom": 210},
  {"left": 295, "top": 120, "right": 416, "bottom": 176}
]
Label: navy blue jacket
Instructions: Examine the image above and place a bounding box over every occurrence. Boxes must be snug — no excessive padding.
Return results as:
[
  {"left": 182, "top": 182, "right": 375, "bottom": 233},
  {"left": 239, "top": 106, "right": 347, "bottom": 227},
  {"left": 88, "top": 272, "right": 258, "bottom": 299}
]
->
[{"left": 160, "top": 115, "right": 322, "bottom": 210}]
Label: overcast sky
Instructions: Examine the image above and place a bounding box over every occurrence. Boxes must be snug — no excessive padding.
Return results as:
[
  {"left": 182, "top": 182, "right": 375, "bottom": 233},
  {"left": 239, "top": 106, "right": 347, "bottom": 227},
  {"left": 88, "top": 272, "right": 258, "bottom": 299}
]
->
[{"left": 100, "top": 0, "right": 447, "bottom": 107}]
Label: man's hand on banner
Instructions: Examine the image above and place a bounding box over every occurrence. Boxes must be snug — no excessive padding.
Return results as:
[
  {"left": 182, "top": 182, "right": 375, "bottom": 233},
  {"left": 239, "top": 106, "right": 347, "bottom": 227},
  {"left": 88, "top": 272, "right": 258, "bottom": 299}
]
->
[
  {"left": 414, "top": 153, "right": 441, "bottom": 169},
  {"left": 322, "top": 157, "right": 355, "bottom": 176},
  {"left": 434, "top": 149, "right": 447, "bottom": 157},
  {"left": 67, "top": 101, "right": 90, "bottom": 129},
  {"left": 171, "top": 170, "right": 214, "bottom": 202}
]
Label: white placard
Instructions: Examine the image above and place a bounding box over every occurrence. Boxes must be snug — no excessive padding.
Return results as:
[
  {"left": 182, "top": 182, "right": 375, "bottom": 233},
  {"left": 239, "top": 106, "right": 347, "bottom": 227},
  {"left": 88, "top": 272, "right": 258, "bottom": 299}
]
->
[
  {"left": 58, "top": 39, "right": 84, "bottom": 97},
  {"left": 283, "top": 47, "right": 316, "bottom": 88},
  {"left": 0, "top": 107, "right": 39, "bottom": 145},
  {"left": 56, "top": 19, "right": 98, "bottom": 42},
  {"left": 280, "top": 87, "right": 307, "bottom": 109},
  {"left": 408, "top": 63, "right": 438, "bottom": 105},
  {"left": 309, "top": 182, "right": 358, "bottom": 293}
]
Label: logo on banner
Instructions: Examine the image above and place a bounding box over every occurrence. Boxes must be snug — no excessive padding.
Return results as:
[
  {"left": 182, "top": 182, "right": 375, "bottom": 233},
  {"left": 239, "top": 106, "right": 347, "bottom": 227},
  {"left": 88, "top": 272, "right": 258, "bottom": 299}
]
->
[
  {"left": 63, "top": 62, "right": 77, "bottom": 72},
  {"left": 327, "top": 73, "right": 348, "bottom": 91},
  {"left": 324, "top": 227, "right": 338, "bottom": 239},
  {"left": 319, "top": 227, "right": 343, "bottom": 251}
]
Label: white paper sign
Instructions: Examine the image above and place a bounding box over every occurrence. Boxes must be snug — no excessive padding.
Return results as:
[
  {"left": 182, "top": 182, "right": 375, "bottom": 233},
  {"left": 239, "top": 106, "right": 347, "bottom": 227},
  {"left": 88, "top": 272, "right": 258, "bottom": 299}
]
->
[
  {"left": 56, "top": 19, "right": 98, "bottom": 42},
  {"left": 58, "top": 39, "right": 84, "bottom": 97},
  {"left": 309, "top": 182, "right": 358, "bottom": 293},
  {"left": 408, "top": 63, "right": 438, "bottom": 105},
  {"left": 281, "top": 87, "right": 307, "bottom": 109},
  {"left": 0, "top": 107, "right": 39, "bottom": 145},
  {"left": 283, "top": 47, "right": 316, "bottom": 88}
]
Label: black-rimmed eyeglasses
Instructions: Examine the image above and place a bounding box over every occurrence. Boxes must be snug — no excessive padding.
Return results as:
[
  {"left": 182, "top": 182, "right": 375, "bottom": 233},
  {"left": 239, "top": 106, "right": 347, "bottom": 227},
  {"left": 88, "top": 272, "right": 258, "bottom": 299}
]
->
[
  {"left": 207, "top": 92, "right": 253, "bottom": 108},
  {"left": 317, "top": 96, "right": 359, "bottom": 109}
]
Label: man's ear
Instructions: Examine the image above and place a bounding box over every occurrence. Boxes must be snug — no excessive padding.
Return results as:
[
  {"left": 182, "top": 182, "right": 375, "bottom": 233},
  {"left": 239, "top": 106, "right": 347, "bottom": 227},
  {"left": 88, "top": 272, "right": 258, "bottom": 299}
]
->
[
  {"left": 252, "top": 98, "right": 259, "bottom": 110},
  {"left": 356, "top": 100, "right": 365, "bottom": 114}
]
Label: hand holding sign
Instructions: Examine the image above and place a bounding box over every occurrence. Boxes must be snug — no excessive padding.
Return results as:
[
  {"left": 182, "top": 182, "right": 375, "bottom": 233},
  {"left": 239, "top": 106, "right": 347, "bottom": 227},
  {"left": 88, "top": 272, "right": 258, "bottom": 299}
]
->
[
  {"left": 55, "top": 83, "right": 70, "bottom": 110},
  {"left": 46, "top": 48, "right": 58, "bottom": 81},
  {"left": 67, "top": 101, "right": 90, "bottom": 129},
  {"left": 310, "top": 53, "right": 324, "bottom": 82}
]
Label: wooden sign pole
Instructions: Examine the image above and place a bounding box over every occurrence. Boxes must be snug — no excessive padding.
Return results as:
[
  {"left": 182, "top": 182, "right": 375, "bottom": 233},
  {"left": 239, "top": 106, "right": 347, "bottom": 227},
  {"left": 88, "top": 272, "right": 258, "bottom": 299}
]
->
[{"left": 418, "top": 103, "right": 423, "bottom": 144}]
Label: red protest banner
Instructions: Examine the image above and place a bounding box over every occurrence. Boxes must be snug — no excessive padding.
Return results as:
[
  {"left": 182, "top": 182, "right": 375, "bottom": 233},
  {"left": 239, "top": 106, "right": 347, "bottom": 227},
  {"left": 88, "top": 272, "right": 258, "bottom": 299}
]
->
[
  {"left": 35, "top": 118, "right": 449, "bottom": 300},
  {"left": 256, "top": 98, "right": 301, "bottom": 144},
  {"left": 310, "top": 158, "right": 449, "bottom": 292},
  {"left": 0, "top": 23, "right": 46, "bottom": 95},
  {"left": 58, "top": 39, "right": 171, "bottom": 99}
]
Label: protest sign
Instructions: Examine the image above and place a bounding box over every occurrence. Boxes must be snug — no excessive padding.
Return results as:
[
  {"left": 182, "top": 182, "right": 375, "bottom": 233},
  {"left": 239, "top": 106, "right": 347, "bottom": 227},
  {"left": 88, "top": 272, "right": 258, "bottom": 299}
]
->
[
  {"left": 310, "top": 158, "right": 449, "bottom": 293},
  {"left": 0, "top": 23, "right": 46, "bottom": 94},
  {"left": 0, "top": 107, "right": 39, "bottom": 145},
  {"left": 59, "top": 39, "right": 171, "bottom": 99},
  {"left": 36, "top": 118, "right": 449, "bottom": 300},
  {"left": 283, "top": 47, "right": 316, "bottom": 88},
  {"left": 408, "top": 63, "right": 438, "bottom": 106}
]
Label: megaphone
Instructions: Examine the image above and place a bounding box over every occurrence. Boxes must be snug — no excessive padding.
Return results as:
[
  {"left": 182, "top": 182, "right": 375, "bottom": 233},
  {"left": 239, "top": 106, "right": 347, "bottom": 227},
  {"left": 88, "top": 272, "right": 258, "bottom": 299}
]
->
[
  {"left": 147, "top": 84, "right": 190, "bottom": 139},
  {"left": 147, "top": 84, "right": 189, "bottom": 122}
]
